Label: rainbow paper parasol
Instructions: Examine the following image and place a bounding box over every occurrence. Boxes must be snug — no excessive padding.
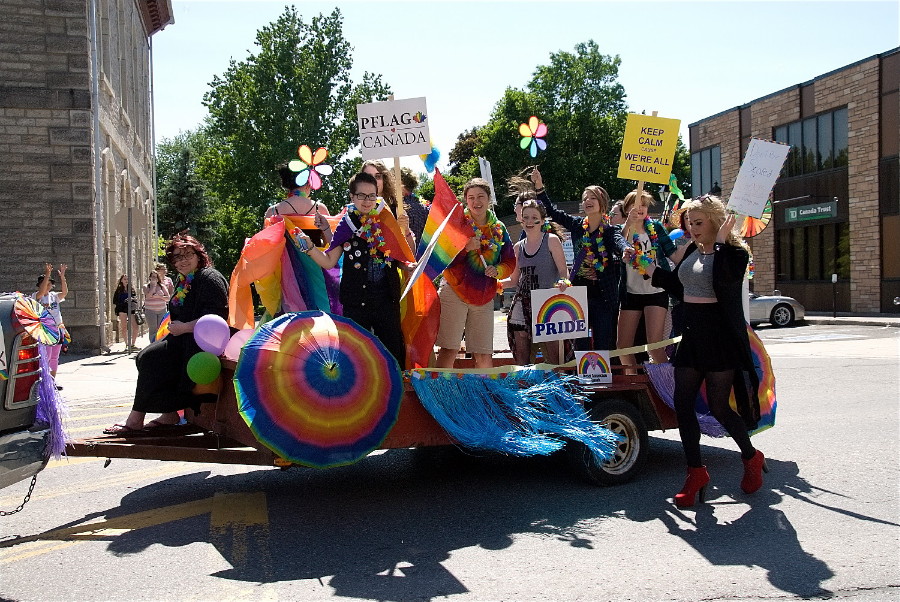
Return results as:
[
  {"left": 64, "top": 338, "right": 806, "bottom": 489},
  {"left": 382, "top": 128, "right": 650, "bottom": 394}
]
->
[
  {"left": 234, "top": 311, "right": 403, "bottom": 468},
  {"left": 739, "top": 200, "right": 772, "bottom": 238},
  {"left": 14, "top": 295, "right": 61, "bottom": 344}
]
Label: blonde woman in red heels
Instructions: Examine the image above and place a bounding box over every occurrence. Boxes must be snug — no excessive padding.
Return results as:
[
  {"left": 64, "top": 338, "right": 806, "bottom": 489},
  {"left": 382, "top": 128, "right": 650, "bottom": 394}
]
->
[{"left": 646, "top": 195, "right": 767, "bottom": 508}]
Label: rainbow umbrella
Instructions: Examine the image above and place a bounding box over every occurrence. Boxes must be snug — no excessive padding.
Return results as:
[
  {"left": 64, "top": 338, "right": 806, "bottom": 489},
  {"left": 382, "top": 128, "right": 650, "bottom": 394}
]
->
[
  {"left": 234, "top": 311, "right": 403, "bottom": 468},
  {"left": 644, "top": 325, "right": 776, "bottom": 437},
  {"left": 739, "top": 200, "right": 772, "bottom": 238},
  {"left": 13, "top": 294, "right": 61, "bottom": 345}
]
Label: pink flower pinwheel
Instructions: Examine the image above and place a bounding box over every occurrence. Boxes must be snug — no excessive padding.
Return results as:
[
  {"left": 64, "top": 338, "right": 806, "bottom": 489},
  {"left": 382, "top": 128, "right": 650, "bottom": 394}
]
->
[
  {"left": 288, "top": 145, "right": 333, "bottom": 190},
  {"left": 519, "top": 116, "right": 548, "bottom": 158}
]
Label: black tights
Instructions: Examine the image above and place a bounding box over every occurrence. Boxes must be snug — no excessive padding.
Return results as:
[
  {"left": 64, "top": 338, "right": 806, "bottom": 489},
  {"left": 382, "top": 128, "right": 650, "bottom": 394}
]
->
[{"left": 674, "top": 366, "right": 756, "bottom": 467}]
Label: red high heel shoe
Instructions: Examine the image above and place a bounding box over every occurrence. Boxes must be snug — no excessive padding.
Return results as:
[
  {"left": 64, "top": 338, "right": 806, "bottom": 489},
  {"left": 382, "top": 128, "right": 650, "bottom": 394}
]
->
[
  {"left": 741, "top": 449, "right": 769, "bottom": 494},
  {"left": 674, "top": 466, "right": 710, "bottom": 508}
]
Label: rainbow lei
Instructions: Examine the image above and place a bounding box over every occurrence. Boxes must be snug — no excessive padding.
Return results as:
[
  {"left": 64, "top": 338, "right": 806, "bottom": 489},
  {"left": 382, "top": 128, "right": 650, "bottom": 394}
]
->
[
  {"left": 580, "top": 218, "right": 609, "bottom": 273},
  {"left": 465, "top": 209, "right": 504, "bottom": 254},
  {"left": 631, "top": 218, "right": 659, "bottom": 277},
  {"left": 353, "top": 206, "right": 391, "bottom": 265},
  {"left": 170, "top": 271, "right": 195, "bottom": 307}
]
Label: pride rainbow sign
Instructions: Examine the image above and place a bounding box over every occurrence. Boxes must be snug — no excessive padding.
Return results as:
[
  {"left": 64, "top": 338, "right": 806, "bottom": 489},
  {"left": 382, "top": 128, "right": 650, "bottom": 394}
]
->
[
  {"left": 530, "top": 286, "right": 589, "bottom": 343},
  {"left": 575, "top": 350, "right": 612, "bottom": 384}
]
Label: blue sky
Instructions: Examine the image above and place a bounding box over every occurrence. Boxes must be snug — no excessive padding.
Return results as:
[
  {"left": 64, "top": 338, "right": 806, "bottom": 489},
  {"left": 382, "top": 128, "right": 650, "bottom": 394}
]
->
[{"left": 152, "top": 0, "right": 898, "bottom": 171}]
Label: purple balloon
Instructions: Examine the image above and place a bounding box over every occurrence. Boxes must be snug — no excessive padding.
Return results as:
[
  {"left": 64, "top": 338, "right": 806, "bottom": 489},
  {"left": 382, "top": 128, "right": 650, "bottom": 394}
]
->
[{"left": 193, "top": 314, "right": 230, "bottom": 356}]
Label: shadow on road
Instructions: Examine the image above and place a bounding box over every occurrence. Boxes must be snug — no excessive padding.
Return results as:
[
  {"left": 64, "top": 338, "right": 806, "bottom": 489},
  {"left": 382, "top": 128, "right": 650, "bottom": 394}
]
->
[{"left": 11, "top": 438, "right": 894, "bottom": 601}]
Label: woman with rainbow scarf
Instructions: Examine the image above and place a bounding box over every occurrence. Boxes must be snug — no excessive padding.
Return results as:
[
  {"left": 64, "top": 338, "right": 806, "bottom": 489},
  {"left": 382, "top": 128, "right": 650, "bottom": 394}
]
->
[
  {"left": 530, "top": 167, "right": 627, "bottom": 352},
  {"left": 618, "top": 189, "right": 682, "bottom": 367},
  {"left": 434, "top": 178, "right": 515, "bottom": 369}
]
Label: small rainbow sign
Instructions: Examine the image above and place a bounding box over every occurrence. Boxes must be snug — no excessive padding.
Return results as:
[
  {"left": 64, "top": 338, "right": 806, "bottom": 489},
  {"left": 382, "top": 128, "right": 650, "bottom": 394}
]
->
[
  {"left": 530, "top": 286, "right": 589, "bottom": 343},
  {"left": 575, "top": 350, "right": 612, "bottom": 384}
]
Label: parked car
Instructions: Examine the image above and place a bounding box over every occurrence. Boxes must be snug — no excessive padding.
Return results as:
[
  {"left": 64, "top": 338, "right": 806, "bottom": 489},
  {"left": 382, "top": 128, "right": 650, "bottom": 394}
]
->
[
  {"left": 0, "top": 293, "right": 48, "bottom": 491},
  {"left": 749, "top": 290, "right": 805, "bottom": 327}
]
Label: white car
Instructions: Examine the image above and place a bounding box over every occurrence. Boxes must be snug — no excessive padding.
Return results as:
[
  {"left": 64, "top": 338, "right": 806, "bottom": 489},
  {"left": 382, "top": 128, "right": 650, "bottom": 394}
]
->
[{"left": 749, "top": 291, "right": 805, "bottom": 327}]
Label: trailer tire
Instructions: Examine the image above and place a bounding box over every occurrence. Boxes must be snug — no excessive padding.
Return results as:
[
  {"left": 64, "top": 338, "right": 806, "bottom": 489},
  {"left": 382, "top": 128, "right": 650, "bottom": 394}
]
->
[{"left": 568, "top": 399, "right": 648, "bottom": 486}]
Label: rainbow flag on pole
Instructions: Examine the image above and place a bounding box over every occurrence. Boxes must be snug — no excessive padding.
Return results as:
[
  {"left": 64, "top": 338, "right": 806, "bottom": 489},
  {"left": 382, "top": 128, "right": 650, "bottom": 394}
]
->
[
  {"left": 416, "top": 169, "right": 472, "bottom": 281},
  {"left": 156, "top": 313, "right": 171, "bottom": 340}
]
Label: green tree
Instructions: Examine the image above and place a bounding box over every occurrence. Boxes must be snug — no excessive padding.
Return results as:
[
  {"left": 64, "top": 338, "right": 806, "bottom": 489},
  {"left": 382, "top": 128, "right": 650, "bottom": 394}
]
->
[
  {"left": 157, "top": 146, "right": 216, "bottom": 245},
  {"left": 450, "top": 40, "right": 690, "bottom": 217},
  {"left": 201, "top": 7, "right": 391, "bottom": 218}
]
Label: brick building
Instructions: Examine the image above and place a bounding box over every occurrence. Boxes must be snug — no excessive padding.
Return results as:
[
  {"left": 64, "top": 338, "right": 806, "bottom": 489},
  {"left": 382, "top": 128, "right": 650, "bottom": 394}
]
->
[
  {"left": 0, "top": 0, "right": 173, "bottom": 351},
  {"left": 689, "top": 47, "right": 899, "bottom": 314}
]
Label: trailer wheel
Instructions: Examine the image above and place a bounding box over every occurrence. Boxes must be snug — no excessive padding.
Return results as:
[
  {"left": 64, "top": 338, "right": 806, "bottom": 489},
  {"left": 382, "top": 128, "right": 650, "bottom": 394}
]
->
[{"left": 568, "top": 399, "right": 648, "bottom": 486}]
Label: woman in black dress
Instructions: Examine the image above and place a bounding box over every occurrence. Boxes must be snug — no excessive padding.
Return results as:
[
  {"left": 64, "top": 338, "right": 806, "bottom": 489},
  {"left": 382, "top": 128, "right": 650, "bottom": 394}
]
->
[
  {"left": 104, "top": 233, "right": 228, "bottom": 434},
  {"left": 647, "top": 196, "right": 766, "bottom": 507}
]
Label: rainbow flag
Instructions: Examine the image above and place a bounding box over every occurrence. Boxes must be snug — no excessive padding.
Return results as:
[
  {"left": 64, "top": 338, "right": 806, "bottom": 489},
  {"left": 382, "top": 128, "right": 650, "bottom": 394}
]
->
[
  {"left": 416, "top": 169, "right": 472, "bottom": 281},
  {"left": 400, "top": 269, "right": 439, "bottom": 370},
  {"left": 156, "top": 313, "right": 171, "bottom": 340},
  {"left": 0, "top": 369, "right": 8, "bottom": 381}
]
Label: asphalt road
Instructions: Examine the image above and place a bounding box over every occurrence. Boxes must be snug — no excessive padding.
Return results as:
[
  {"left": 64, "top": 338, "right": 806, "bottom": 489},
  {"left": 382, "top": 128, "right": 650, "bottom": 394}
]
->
[{"left": 1, "top": 322, "right": 897, "bottom": 601}]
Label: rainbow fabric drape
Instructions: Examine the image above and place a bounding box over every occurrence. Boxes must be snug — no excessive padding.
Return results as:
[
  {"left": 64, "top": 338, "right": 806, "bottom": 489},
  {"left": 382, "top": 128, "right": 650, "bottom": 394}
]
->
[{"left": 228, "top": 214, "right": 342, "bottom": 330}]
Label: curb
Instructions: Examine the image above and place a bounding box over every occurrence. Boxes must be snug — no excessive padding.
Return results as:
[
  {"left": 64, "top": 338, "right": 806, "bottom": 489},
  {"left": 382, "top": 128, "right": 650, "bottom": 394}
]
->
[{"left": 802, "top": 317, "right": 900, "bottom": 328}]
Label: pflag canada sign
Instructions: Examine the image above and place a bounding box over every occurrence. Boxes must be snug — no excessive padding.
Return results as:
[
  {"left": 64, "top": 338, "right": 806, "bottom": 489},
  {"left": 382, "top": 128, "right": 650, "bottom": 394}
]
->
[{"left": 357, "top": 97, "right": 431, "bottom": 161}]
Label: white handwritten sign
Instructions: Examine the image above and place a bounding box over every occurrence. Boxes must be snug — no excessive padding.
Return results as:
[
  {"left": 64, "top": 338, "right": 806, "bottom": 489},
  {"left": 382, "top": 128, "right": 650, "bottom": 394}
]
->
[
  {"left": 727, "top": 138, "right": 790, "bottom": 218},
  {"left": 356, "top": 97, "right": 431, "bottom": 161}
]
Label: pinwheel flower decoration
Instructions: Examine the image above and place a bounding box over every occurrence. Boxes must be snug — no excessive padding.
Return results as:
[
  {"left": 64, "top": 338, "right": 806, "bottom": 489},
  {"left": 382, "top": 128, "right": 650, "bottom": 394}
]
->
[
  {"left": 519, "top": 115, "right": 548, "bottom": 158},
  {"left": 288, "top": 145, "right": 333, "bottom": 190}
]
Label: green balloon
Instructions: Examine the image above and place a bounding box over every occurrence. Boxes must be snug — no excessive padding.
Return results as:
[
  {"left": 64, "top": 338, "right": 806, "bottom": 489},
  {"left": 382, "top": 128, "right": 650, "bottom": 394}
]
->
[{"left": 187, "top": 351, "right": 221, "bottom": 384}]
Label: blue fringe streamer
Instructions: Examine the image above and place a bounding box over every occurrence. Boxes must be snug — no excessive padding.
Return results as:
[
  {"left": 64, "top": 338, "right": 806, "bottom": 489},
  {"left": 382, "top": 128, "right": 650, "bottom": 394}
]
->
[
  {"left": 409, "top": 368, "right": 621, "bottom": 460},
  {"left": 36, "top": 345, "right": 69, "bottom": 459}
]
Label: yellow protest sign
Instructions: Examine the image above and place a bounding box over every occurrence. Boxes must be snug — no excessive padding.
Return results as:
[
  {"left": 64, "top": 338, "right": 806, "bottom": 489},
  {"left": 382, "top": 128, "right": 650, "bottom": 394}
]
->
[{"left": 616, "top": 113, "right": 681, "bottom": 185}]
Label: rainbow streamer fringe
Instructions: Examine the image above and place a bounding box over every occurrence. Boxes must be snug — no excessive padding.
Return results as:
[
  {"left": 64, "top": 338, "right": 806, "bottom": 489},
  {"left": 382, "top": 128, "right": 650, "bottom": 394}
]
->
[{"left": 408, "top": 368, "right": 622, "bottom": 460}]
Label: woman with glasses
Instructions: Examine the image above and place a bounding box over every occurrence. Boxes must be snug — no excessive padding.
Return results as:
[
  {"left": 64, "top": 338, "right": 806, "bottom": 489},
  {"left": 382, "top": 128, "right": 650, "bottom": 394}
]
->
[
  {"left": 529, "top": 167, "right": 628, "bottom": 352},
  {"left": 298, "top": 171, "right": 415, "bottom": 367},
  {"left": 104, "top": 232, "right": 229, "bottom": 435},
  {"left": 362, "top": 160, "right": 415, "bottom": 252}
]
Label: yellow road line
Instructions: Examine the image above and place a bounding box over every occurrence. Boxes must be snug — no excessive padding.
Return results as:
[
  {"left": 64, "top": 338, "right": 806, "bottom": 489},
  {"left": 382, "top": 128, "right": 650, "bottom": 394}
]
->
[{"left": 62, "top": 411, "right": 127, "bottom": 422}]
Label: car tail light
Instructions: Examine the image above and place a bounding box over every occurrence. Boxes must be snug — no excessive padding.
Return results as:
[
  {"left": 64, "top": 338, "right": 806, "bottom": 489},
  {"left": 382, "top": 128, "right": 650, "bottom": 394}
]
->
[{"left": 11, "top": 334, "right": 41, "bottom": 405}]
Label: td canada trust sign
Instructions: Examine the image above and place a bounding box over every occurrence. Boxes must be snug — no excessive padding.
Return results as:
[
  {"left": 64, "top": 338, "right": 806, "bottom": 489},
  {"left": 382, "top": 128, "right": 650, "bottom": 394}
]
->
[{"left": 356, "top": 97, "right": 431, "bottom": 161}]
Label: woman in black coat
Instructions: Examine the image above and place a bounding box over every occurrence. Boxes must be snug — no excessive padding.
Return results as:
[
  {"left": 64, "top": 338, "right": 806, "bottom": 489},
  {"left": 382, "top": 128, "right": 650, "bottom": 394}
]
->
[
  {"left": 104, "top": 233, "right": 228, "bottom": 434},
  {"left": 647, "top": 196, "right": 766, "bottom": 508}
]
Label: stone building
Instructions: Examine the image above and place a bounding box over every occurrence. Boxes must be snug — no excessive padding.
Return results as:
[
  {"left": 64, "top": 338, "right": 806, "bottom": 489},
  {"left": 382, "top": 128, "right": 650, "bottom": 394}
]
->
[
  {"left": 0, "top": 0, "right": 173, "bottom": 351},
  {"left": 689, "top": 47, "right": 899, "bottom": 314}
]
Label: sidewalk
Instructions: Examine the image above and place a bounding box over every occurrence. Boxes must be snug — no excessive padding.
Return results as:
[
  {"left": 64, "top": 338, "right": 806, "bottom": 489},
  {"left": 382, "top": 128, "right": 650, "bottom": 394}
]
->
[{"left": 802, "top": 312, "right": 900, "bottom": 328}]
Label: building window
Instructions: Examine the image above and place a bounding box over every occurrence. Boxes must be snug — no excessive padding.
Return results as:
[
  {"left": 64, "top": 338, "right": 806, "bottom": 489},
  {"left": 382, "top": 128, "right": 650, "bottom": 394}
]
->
[
  {"left": 690, "top": 145, "right": 721, "bottom": 196},
  {"left": 776, "top": 222, "right": 850, "bottom": 281},
  {"left": 774, "top": 107, "right": 848, "bottom": 177}
]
